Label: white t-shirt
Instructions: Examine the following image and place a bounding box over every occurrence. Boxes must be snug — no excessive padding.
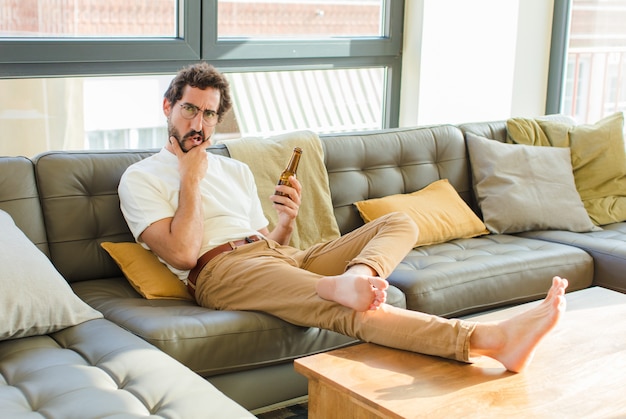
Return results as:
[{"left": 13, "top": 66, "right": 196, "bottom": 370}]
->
[{"left": 118, "top": 148, "right": 269, "bottom": 280}]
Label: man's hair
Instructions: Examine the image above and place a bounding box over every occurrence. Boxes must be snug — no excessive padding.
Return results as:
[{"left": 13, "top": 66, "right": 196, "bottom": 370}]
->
[{"left": 164, "top": 62, "right": 233, "bottom": 123}]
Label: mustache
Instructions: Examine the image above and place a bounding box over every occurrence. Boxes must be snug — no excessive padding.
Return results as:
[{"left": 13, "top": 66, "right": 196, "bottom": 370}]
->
[{"left": 183, "top": 130, "right": 205, "bottom": 141}]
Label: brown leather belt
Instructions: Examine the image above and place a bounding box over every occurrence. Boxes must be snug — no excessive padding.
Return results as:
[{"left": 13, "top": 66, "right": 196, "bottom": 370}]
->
[{"left": 187, "top": 235, "right": 262, "bottom": 298}]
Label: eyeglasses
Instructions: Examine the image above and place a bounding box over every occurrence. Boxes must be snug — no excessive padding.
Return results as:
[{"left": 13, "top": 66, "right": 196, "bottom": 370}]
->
[{"left": 178, "top": 103, "right": 219, "bottom": 126}]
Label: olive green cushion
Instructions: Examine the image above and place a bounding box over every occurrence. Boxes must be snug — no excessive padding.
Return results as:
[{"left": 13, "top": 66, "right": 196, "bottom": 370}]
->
[{"left": 507, "top": 112, "right": 626, "bottom": 225}]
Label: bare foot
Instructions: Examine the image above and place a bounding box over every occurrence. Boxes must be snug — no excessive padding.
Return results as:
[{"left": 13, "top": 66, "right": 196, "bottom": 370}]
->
[
  {"left": 470, "top": 276, "right": 568, "bottom": 372},
  {"left": 316, "top": 273, "right": 389, "bottom": 312}
]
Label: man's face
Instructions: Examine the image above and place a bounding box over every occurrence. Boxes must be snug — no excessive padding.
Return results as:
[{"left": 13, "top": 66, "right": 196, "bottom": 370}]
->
[{"left": 164, "top": 85, "right": 221, "bottom": 153}]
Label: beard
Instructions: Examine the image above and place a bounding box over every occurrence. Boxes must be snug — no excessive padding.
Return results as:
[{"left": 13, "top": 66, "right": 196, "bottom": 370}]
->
[{"left": 167, "top": 119, "right": 209, "bottom": 153}]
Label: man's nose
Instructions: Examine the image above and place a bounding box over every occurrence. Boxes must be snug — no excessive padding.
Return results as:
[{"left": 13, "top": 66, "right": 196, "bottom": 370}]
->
[{"left": 190, "top": 112, "right": 204, "bottom": 130}]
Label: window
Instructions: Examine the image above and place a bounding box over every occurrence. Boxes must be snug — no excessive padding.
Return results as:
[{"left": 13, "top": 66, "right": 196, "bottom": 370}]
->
[
  {"left": 0, "top": 0, "right": 178, "bottom": 38},
  {"left": 0, "top": 0, "right": 402, "bottom": 157},
  {"left": 548, "top": 0, "right": 626, "bottom": 124},
  {"left": 217, "top": 0, "right": 383, "bottom": 38}
]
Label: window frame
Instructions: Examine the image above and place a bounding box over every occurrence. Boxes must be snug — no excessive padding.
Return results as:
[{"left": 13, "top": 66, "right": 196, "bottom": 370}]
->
[
  {"left": 546, "top": 0, "right": 572, "bottom": 115},
  {"left": 0, "top": 1, "right": 201, "bottom": 77},
  {"left": 0, "top": 0, "right": 404, "bottom": 128}
]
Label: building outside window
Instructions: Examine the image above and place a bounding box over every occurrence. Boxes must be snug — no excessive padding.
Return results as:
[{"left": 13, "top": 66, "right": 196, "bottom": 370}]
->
[{"left": 559, "top": 0, "right": 626, "bottom": 124}]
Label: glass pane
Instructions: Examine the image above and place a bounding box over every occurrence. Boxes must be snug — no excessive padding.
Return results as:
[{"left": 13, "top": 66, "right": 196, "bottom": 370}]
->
[
  {"left": 563, "top": 0, "right": 626, "bottom": 124},
  {"left": 218, "top": 0, "right": 383, "bottom": 39},
  {"left": 227, "top": 68, "right": 385, "bottom": 136},
  {"left": 0, "top": 68, "right": 383, "bottom": 157},
  {"left": 0, "top": 0, "right": 177, "bottom": 38}
]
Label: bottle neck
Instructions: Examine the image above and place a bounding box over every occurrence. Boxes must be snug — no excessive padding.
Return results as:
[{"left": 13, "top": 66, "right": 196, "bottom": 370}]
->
[{"left": 285, "top": 148, "right": 302, "bottom": 173}]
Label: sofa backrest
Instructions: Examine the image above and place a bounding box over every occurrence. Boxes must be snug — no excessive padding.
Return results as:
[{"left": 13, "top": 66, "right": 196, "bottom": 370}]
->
[
  {"left": 458, "top": 120, "right": 507, "bottom": 142},
  {"left": 29, "top": 144, "right": 231, "bottom": 283},
  {"left": 24, "top": 124, "right": 481, "bottom": 283},
  {"left": 25, "top": 126, "right": 476, "bottom": 282},
  {"left": 33, "top": 150, "right": 156, "bottom": 282},
  {"left": 0, "top": 156, "right": 49, "bottom": 256},
  {"left": 321, "top": 125, "right": 475, "bottom": 235}
]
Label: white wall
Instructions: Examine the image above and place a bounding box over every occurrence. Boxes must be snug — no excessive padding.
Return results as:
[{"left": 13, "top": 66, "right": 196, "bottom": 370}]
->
[{"left": 399, "top": 0, "right": 554, "bottom": 126}]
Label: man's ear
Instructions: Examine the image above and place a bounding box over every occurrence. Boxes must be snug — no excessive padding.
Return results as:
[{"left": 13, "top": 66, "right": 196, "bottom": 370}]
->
[{"left": 163, "top": 97, "right": 172, "bottom": 117}]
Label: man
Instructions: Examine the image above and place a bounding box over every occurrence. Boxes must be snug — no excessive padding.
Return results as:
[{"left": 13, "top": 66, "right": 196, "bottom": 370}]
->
[{"left": 119, "top": 62, "right": 569, "bottom": 373}]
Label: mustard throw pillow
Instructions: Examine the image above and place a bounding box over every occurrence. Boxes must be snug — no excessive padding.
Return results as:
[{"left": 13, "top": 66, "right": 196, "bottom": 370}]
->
[
  {"left": 507, "top": 112, "right": 626, "bottom": 225},
  {"left": 101, "top": 242, "right": 193, "bottom": 301},
  {"left": 354, "top": 179, "right": 489, "bottom": 247}
]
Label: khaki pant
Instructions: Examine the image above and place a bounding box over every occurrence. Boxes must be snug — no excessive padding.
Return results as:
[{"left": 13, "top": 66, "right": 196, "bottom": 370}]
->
[{"left": 195, "top": 212, "right": 475, "bottom": 362}]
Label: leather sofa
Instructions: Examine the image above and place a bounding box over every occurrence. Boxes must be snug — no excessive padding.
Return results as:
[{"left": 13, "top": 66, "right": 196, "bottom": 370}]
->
[{"left": 1, "top": 116, "right": 624, "bottom": 415}]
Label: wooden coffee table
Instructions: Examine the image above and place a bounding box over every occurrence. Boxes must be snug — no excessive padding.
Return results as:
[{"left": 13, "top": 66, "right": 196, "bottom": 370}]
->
[{"left": 295, "top": 287, "right": 626, "bottom": 418}]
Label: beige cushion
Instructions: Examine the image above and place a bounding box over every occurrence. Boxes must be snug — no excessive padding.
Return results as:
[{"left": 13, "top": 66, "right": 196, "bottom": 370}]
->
[
  {"left": 355, "top": 179, "right": 489, "bottom": 247},
  {"left": 466, "top": 133, "right": 598, "bottom": 234},
  {"left": 507, "top": 112, "right": 626, "bottom": 225},
  {"left": 0, "top": 210, "right": 102, "bottom": 341},
  {"left": 101, "top": 241, "right": 193, "bottom": 301}
]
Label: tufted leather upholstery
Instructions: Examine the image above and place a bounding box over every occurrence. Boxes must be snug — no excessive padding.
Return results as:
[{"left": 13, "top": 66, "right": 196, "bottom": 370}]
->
[
  {"left": 0, "top": 319, "right": 253, "bottom": 418},
  {"left": 3, "top": 116, "right": 623, "bottom": 413},
  {"left": 33, "top": 150, "right": 154, "bottom": 282},
  {"left": 0, "top": 157, "right": 48, "bottom": 255},
  {"left": 521, "top": 223, "right": 626, "bottom": 294},
  {"left": 460, "top": 116, "right": 626, "bottom": 298},
  {"left": 390, "top": 234, "right": 593, "bottom": 317},
  {"left": 320, "top": 124, "right": 594, "bottom": 317},
  {"left": 30, "top": 147, "right": 363, "bottom": 410},
  {"left": 322, "top": 125, "right": 476, "bottom": 235}
]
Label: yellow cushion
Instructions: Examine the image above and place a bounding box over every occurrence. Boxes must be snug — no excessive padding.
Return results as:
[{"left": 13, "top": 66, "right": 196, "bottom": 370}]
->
[
  {"left": 354, "top": 179, "right": 489, "bottom": 247},
  {"left": 506, "top": 118, "right": 551, "bottom": 146},
  {"left": 568, "top": 113, "right": 626, "bottom": 225},
  {"left": 101, "top": 242, "right": 193, "bottom": 301},
  {"left": 507, "top": 112, "right": 626, "bottom": 225}
]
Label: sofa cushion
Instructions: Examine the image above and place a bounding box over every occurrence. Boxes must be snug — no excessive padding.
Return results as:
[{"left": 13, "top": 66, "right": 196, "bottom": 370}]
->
[
  {"left": 0, "top": 318, "right": 253, "bottom": 418},
  {"left": 73, "top": 277, "right": 406, "bottom": 375},
  {"left": 388, "top": 234, "right": 594, "bottom": 317},
  {"left": 0, "top": 156, "right": 48, "bottom": 255},
  {"left": 520, "top": 222, "right": 626, "bottom": 294},
  {"left": 506, "top": 112, "right": 626, "bottom": 225},
  {"left": 466, "top": 133, "right": 597, "bottom": 234},
  {"left": 354, "top": 179, "right": 488, "bottom": 247},
  {"left": 101, "top": 241, "right": 194, "bottom": 301},
  {"left": 0, "top": 210, "right": 102, "bottom": 341},
  {"left": 33, "top": 150, "right": 157, "bottom": 283}
]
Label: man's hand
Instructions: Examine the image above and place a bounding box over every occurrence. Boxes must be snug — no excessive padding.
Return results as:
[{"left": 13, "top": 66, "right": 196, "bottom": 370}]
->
[
  {"left": 169, "top": 136, "right": 208, "bottom": 184},
  {"left": 267, "top": 175, "right": 301, "bottom": 245}
]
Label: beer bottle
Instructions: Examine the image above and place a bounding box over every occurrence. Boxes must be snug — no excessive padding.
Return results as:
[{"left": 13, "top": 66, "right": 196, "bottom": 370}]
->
[{"left": 275, "top": 147, "right": 302, "bottom": 198}]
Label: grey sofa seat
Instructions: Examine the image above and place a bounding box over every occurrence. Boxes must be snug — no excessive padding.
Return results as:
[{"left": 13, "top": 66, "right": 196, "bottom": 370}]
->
[
  {"left": 521, "top": 223, "right": 626, "bottom": 294},
  {"left": 0, "top": 318, "right": 253, "bottom": 419},
  {"left": 389, "top": 234, "right": 593, "bottom": 317},
  {"left": 72, "top": 277, "right": 361, "bottom": 377}
]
